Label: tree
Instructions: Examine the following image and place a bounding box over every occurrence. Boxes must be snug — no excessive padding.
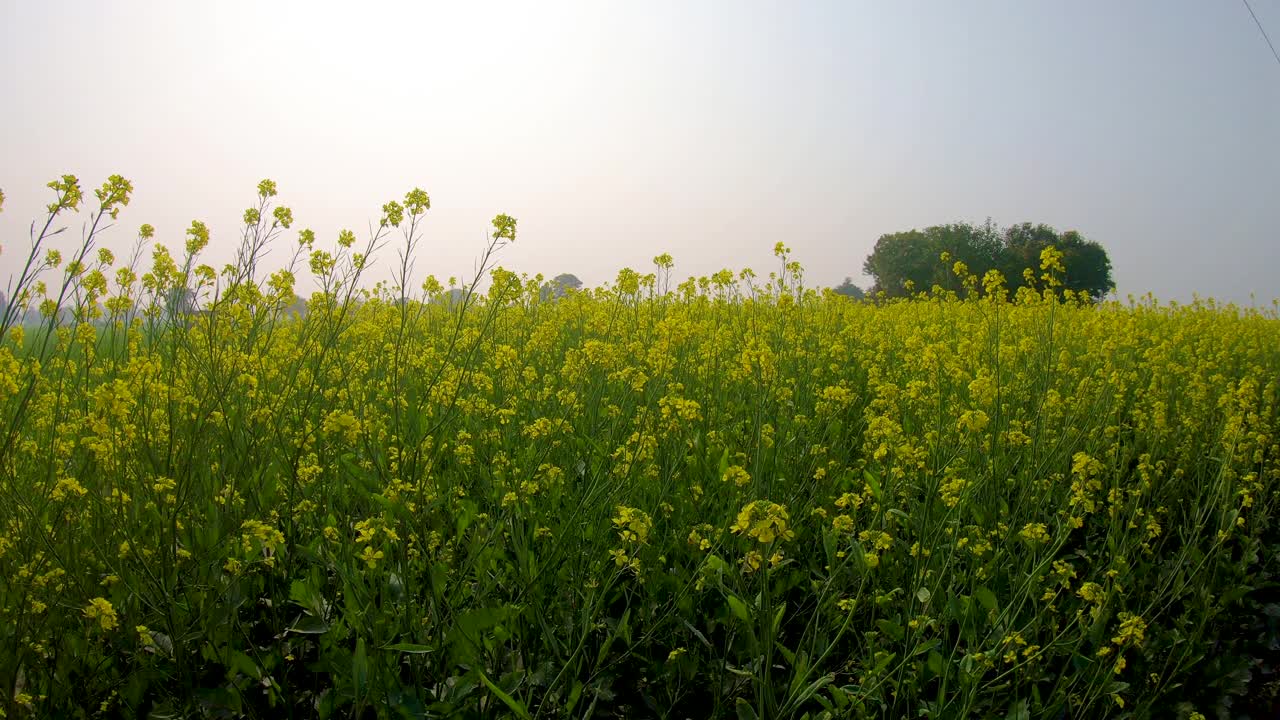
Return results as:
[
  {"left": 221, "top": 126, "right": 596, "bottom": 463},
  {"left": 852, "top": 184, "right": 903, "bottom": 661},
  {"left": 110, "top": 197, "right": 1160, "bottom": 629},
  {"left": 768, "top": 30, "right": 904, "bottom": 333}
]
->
[
  {"left": 862, "top": 229, "right": 938, "bottom": 296},
  {"left": 832, "top": 278, "right": 865, "bottom": 299},
  {"left": 165, "top": 287, "right": 197, "bottom": 316},
  {"left": 541, "top": 273, "right": 583, "bottom": 301},
  {"left": 435, "top": 288, "right": 466, "bottom": 308},
  {"left": 863, "top": 220, "right": 1114, "bottom": 300}
]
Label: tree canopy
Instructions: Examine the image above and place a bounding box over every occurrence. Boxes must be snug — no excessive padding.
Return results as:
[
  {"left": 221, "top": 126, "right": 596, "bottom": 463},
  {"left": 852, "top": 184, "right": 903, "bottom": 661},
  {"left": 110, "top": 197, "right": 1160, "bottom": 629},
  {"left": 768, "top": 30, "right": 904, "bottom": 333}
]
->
[
  {"left": 831, "top": 278, "right": 865, "bottom": 299},
  {"left": 540, "top": 273, "right": 583, "bottom": 301},
  {"left": 862, "top": 220, "right": 1114, "bottom": 300}
]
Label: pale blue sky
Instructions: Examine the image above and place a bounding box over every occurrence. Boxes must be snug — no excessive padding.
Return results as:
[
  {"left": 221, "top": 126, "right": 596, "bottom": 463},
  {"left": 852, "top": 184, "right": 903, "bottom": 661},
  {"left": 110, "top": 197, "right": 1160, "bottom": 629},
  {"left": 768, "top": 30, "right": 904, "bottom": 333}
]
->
[{"left": 2, "top": 1, "right": 1277, "bottom": 302}]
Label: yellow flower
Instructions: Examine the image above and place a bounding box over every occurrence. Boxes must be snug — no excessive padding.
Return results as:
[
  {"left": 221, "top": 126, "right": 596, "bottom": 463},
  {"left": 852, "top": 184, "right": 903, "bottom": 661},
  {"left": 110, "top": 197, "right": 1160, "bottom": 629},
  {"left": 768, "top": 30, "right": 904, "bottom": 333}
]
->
[
  {"left": 722, "top": 465, "right": 751, "bottom": 487},
  {"left": 730, "top": 501, "right": 794, "bottom": 544},
  {"left": 1019, "top": 523, "right": 1051, "bottom": 544},
  {"left": 832, "top": 514, "right": 855, "bottom": 534},
  {"left": 1111, "top": 612, "right": 1146, "bottom": 647},
  {"left": 1077, "top": 581, "right": 1105, "bottom": 604},
  {"left": 858, "top": 529, "right": 893, "bottom": 551},
  {"left": 359, "top": 545, "right": 385, "bottom": 569},
  {"left": 83, "top": 597, "right": 119, "bottom": 631},
  {"left": 612, "top": 506, "right": 653, "bottom": 544},
  {"left": 833, "top": 492, "right": 863, "bottom": 510}
]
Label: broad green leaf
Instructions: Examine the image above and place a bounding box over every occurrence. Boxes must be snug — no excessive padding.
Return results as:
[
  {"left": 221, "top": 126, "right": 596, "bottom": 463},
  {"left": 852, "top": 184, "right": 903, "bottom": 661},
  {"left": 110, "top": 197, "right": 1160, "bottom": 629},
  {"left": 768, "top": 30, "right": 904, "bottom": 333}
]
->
[
  {"left": 229, "top": 651, "right": 260, "bottom": 680},
  {"left": 927, "top": 650, "right": 945, "bottom": 677},
  {"left": 479, "top": 670, "right": 532, "bottom": 720},
  {"left": 289, "top": 615, "right": 329, "bottom": 635},
  {"left": 1004, "top": 699, "right": 1029, "bottom": 720},
  {"left": 975, "top": 586, "right": 998, "bottom": 613},
  {"left": 877, "top": 619, "right": 905, "bottom": 642},
  {"left": 863, "top": 469, "right": 882, "bottom": 502},
  {"left": 566, "top": 681, "right": 584, "bottom": 714}
]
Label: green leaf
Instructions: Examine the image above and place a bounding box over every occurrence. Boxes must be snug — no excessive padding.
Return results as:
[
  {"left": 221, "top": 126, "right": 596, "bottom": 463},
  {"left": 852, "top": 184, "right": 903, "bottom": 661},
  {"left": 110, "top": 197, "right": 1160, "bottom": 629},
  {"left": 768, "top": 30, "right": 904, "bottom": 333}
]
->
[
  {"left": 430, "top": 562, "right": 449, "bottom": 604},
  {"left": 830, "top": 684, "right": 850, "bottom": 709},
  {"left": 975, "top": 586, "right": 998, "bottom": 613},
  {"left": 916, "top": 587, "right": 932, "bottom": 604},
  {"left": 789, "top": 674, "right": 835, "bottom": 710},
  {"left": 927, "top": 650, "right": 945, "bottom": 677},
  {"left": 736, "top": 697, "right": 760, "bottom": 720},
  {"left": 479, "top": 670, "right": 532, "bottom": 720},
  {"left": 871, "top": 652, "right": 896, "bottom": 673},
  {"left": 565, "top": 681, "right": 584, "bottom": 714},
  {"left": 1004, "top": 699, "right": 1029, "bottom": 720},
  {"left": 1219, "top": 585, "right": 1253, "bottom": 607},
  {"left": 456, "top": 606, "right": 510, "bottom": 638},
  {"left": 718, "top": 447, "right": 730, "bottom": 479},
  {"left": 877, "top": 619, "right": 905, "bottom": 642},
  {"left": 682, "top": 620, "right": 714, "bottom": 650},
  {"left": 456, "top": 499, "right": 479, "bottom": 536},
  {"left": 382, "top": 643, "right": 433, "bottom": 654},
  {"left": 352, "top": 638, "right": 369, "bottom": 700},
  {"left": 229, "top": 650, "right": 261, "bottom": 680},
  {"left": 617, "top": 607, "right": 633, "bottom": 646},
  {"left": 772, "top": 602, "right": 787, "bottom": 636},
  {"left": 863, "top": 469, "right": 882, "bottom": 502},
  {"left": 776, "top": 641, "right": 797, "bottom": 666},
  {"left": 913, "top": 638, "right": 941, "bottom": 656},
  {"left": 289, "top": 615, "right": 329, "bottom": 635},
  {"left": 727, "top": 594, "right": 752, "bottom": 623}
]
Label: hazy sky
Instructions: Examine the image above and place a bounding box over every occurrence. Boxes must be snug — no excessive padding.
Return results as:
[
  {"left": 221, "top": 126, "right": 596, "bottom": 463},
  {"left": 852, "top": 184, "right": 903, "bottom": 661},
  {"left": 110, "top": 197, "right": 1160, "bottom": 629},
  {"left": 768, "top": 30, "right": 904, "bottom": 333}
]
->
[{"left": 2, "top": 1, "right": 1277, "bottom": 303}]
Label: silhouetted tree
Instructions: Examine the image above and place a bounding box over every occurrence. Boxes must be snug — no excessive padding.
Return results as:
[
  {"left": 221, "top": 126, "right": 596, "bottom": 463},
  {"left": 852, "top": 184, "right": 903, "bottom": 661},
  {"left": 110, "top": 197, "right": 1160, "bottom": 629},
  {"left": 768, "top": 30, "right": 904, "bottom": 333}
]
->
[
  {"left": 832, "top": 278, "right": 865, "bottom": 299},
  {"left": 541, "top": 273, "right": 583, "bottom": 301},
  {"left": 165, "top": 287, "right": 196, "bottom": 316}
]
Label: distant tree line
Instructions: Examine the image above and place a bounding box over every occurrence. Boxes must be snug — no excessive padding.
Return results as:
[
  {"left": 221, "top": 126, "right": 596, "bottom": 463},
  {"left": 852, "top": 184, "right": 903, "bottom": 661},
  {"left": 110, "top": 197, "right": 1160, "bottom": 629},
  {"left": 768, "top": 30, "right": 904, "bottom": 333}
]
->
[{"left": 858, "top": 220, "right": 1114, "bottom": 301}]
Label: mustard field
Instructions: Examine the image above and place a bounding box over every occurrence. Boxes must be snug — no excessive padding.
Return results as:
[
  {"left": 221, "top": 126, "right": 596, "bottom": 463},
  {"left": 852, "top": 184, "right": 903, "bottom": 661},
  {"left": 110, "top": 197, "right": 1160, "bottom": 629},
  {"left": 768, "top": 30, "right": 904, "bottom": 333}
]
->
[{"left": 1, "top": 179, "right": 1278, "bottom": 718}]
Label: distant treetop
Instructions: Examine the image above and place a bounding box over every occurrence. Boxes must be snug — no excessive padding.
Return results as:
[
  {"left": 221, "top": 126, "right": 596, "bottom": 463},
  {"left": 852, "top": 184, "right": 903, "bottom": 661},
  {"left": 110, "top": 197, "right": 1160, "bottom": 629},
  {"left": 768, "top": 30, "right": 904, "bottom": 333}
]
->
[{"left": 862, "top": 220, "right": 1114, "bottom": 301}]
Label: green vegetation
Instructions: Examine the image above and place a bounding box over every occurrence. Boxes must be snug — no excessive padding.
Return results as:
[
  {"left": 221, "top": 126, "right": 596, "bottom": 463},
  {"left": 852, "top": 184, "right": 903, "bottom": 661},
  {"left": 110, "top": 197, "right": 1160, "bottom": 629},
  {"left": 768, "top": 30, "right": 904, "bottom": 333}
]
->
[
  {"left": 863, "top": 220, "right": 1115, "bottom": 301},
  {"left": 0, "top": 177, "right": 1276, "bottom": 719}
]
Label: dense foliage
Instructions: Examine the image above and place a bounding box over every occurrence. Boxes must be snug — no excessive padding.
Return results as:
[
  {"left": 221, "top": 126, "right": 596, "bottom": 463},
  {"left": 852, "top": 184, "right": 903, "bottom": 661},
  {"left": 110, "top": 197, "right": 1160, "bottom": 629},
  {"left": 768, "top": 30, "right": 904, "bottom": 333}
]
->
[
  {"left": 863, "top": 221, "right": 1115, "bottom": 301},
  {"left": 0, "top": 178, "right": 1277, "bottom": 719}
]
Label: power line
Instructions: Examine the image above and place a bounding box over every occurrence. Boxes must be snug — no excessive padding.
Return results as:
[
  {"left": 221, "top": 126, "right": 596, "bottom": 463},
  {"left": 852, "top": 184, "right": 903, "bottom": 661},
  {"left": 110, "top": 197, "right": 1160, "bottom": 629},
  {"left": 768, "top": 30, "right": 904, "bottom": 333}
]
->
[{"left": 1242, "top": 0, "right": 1280, "bottom": 69}]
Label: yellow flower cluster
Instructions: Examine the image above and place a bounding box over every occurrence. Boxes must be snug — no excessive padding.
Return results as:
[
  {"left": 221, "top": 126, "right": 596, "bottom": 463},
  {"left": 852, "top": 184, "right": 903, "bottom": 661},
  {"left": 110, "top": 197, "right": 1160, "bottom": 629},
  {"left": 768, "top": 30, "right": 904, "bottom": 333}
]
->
[
  {"left": 83, "top": 597, "right": 118, "bottom": 632},
  {"left": 730, "top": 501, "right": 794, "bottom": 544}
]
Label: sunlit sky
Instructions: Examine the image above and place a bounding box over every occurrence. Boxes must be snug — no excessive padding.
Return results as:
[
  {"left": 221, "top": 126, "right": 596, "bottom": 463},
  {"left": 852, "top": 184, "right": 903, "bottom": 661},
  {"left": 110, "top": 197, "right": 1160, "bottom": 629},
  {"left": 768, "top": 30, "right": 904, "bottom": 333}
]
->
[{"left": 2, "top": 1, "right": 1278, "bottom": 303}]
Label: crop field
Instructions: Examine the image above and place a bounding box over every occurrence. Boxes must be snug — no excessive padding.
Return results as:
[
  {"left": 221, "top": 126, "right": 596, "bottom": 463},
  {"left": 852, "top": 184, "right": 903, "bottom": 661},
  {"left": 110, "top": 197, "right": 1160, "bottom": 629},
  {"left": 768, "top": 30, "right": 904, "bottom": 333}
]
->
[{"left": 1, "top": 181, "right": 1278, "bottom": 718}]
